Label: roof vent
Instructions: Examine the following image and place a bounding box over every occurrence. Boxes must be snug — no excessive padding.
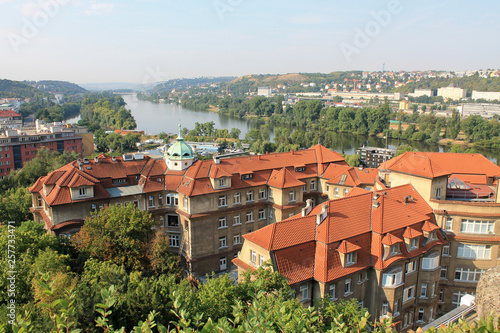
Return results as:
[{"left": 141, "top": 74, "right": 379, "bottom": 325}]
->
[
  {"left": 372, "top": 199, "right": 380, "bottom": 208},
  {"left": 373, "top": 193, "right": 380, "bottom": 199},
  {"left": 404, "top": 196, "right": 414, "bottom": 204},
  {"left": 94, "top": 157, "right": 98, "bottom": 164},
  {"left": 302, "top": 199, "right": 313, "bottom": 216},
  {"left": 83, "top": 158, "right": 89, "bottom": 164},
  {"left": 123, "top": 154, "right": 133, "bottom": 161},
  {"left": 316, "top": 204, "right": 328, "bottom": 225},
  {"left": 133, "top": 153, "right": 144, "bottom": 160},
  {"left": 112, "top": 156, "right": 116, "bottom": 162},
  {"left": 213, "top": 156, "right": 220, "bottom": 165}
]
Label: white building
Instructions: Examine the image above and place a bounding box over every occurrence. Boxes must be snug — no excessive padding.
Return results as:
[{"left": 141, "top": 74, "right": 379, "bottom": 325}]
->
[
  {"left": 409, "top": 89, "right": 435, "bottom": 98},
  {"left": 471, "top": 91, "right": 500, "bottom": 101},
  {"left": 437, "top": 84, "right": 466, "bottom": 100},
  {"left": 257, "top": 87, "right": 272, "bottom": 97}
]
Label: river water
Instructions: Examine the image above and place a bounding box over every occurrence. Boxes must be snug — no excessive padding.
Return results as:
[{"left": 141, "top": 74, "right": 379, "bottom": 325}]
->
[{"left": 121, "top": 94, "right": 499, "bottom": 163}]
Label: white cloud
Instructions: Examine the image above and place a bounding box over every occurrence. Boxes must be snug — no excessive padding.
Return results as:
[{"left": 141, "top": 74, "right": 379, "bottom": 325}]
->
[
  {"left": 85, "top": 3, "right": 115, "bottom": 15},
  {"left": 21, "top": 2, "right": 42, "bottom": 16}
]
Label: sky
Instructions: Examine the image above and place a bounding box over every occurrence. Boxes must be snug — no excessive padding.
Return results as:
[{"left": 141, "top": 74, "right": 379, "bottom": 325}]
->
[{"left": 1, "top": 0, "right": 499, "bottom": 84}]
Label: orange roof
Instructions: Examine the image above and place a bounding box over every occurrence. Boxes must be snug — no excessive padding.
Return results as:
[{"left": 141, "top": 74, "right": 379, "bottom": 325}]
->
[
  {"left": 402, "top": 226, "right": 423, "bottom": 239},
  {"left": 422, "top": 221, "right": 440, "bottom": 232},
  {"left": 381, "top": 233, "right": 403, "bottom": 245},
  {"left": 384, "top": 153, "right": 450, "bottom": 179},
  {"left": 237, "top": 183, "right": 442, "bottom": 284},
  {"left": 337, "top": 240, "right": 362, "bottom": 253},
  {"left": 354, "top": 167, "right": 378, "bottom": 185},
  {"left": 385, "top": 152, "right": 500, "bottom": 180},
  {"left": 267, "top": 168, "right": 305, "bottom": 189},
  {"left": 209, "top": 165, "right": 232, "bottom": 179}
]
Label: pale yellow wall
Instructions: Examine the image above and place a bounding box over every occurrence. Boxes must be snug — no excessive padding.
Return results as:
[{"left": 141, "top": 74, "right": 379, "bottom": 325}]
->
[{"left": 389, "top": 172, "right": 433, "bottom": 201}]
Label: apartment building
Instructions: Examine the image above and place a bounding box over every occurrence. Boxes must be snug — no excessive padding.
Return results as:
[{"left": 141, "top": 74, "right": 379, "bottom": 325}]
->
[
  {"left": 0, "top": 124, "right": 86, "bottom": 179},
  {"left": 234, "top": 184, "right": 447, "bottom": 332},
  {"left": 378, "top": 152, "right": 500, "bottom": 315},
  {"left": 437, "top": 84, "right": 467, "bottom": 100},
  {"left": 29, "top": 126, "right": 380, "bottom": 276},
  {"left": 0, "top": 110, "right": 23, "bottom": 129}
]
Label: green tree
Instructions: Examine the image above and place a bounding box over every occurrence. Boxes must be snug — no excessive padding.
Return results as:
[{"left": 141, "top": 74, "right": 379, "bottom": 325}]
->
[
  {"left": 72, "top": 204, "right": 156, "bottom": 272},
  {"left": 0, "top": 187, "right": 31, "bottom": 224}
]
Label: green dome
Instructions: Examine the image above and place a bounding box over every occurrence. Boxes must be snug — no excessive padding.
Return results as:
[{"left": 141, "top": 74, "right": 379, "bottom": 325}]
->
[{"left": 166, "top": 124, "right": 193, "bottom": 160}]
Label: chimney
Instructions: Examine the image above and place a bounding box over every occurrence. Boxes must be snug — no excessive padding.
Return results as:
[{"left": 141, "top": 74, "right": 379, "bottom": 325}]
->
[
  {"left": 291, "top": 149, "right": 294, "bottom": 155},
  {"left": 316, "top": 204, "right": 328, "bottom": 225},
  {"left": 301, "top": 199, "right": 313, "bottom": 216},
  {"left": 112, "top": 156, "right": 116, "bottom": 162},
  {"left": 372, "top": 199, "right": 380, "bottom": 208},
  {"left": 213, "top": 156, "right": 220, "bottom": 165},
  {"left": 257, "top": 155, "right": 261, "bottom": 161},
  {"left": 94, "top": 157, "right": 99, "bottom": 164}
]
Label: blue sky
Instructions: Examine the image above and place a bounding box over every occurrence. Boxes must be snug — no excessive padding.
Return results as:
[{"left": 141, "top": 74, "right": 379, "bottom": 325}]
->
[{"left": 1, "top": 0, "right": 499, "bottom": 83}]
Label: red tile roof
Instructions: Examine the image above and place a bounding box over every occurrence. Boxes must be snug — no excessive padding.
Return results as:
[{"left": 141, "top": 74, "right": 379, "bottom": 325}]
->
[
  {"left": 238, "top": 184, "right": 442, "bottom": 284},
  {"left": 209, "top": 165, "right": 232, "bottom": 179},
  {"left": 0, "top": 110, "right": 21, "bottom": 117},
  {"left": 384, "top": 152, "right": 500, "bottom": 180},
  {"left": 267, "top": 168, "right": 305, "bottom": 189}
]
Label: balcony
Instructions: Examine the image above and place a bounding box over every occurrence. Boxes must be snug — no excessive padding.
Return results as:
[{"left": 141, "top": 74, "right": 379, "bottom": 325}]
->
[{"left": 446, "top": 178, "right": 495, "bottom": 202}]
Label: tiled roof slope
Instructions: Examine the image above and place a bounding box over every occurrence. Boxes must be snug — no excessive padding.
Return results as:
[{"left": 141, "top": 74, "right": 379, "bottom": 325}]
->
[
  {"left": 384, "top": 151, "right": 500, "bottom": 181},
  {"left": 267, "top": 168, "right": 305, "bottom": 189},
  {"left": 240, "top": 184, "right": 443, "bottom": 285}
]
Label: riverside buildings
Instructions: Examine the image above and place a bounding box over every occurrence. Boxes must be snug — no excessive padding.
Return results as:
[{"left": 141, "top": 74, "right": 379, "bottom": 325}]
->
[{"left": 29, "top": 127, "right": 378, "bottom": 276}]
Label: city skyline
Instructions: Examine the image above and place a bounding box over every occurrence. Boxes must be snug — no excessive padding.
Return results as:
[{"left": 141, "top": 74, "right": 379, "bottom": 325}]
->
[{"left": 1, "top": 0, "right": 499, "bottom": 84}]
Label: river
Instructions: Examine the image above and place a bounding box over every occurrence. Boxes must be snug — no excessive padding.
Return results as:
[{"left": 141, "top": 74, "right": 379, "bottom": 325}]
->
[{"left": 121, "top": 94, "right": 499, "bottom": 163}]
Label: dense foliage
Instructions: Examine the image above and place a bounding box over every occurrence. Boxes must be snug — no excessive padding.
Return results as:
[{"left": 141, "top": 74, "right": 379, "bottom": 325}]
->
[
  {"left": 0, "top": 79, "right": 50, "bottom": 99},
  {"left": 24, "top": 80, "right": 87, "bottom": 95},
  {"left": 80, "top": 94, "right": 136, "bottom": 130}
]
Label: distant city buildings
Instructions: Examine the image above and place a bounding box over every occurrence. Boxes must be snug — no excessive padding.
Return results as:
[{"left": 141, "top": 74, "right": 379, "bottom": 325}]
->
[
  {"left": 457, "top": 103, "right": 500, "bottom": 119},
  {"left": 257, "top": 87, "right": 272, "bottom": 97},
  {"left": 0, "top": 120, "right": 91, "bottom": 179},
  {"left": 409, "top": 89, "right": 435, "bottom": 98},
  {"left": 0, "top": 110, "right": 23, "bottom": 129},
  {"left": 437, "top": 84, "right": 467, "bottom": 100},
  {"left": 358, "top": 146, "right": 396, "bottom": 168},
  {"left": 471, "top": 91, "right": 500, "bottom": 101}
]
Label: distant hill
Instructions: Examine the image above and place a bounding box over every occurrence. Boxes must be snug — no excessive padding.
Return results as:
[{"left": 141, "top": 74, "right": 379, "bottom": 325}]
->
[
  {"left": 26, "top": 80, "right": 87, "bottom": 95},
  {"left": 395, "top": 76, "right": 500, "bottom": 94},
  {"left": 0, "top": 79, "right": 51, "bottom": 99},
  {"left": 150, "top": 76, "right": 236, "bottom": 94},
  {"left": 79, "top": 82, "right": 141, "bottom": 91}
]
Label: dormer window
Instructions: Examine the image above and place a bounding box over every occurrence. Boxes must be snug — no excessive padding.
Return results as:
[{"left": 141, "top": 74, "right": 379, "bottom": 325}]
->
[
  {"left": 337, "top": 240, "right": 361, "bottom": 267},
  {"left": 241, "top": 173, "right": 253, "bottom": 180},
  {"left": 390, "top": 244, "right": 400, "bottom": 255},
  {"left": 79, "top": 187, "right": 87, "bottom": 196},
  {"left": 345, "top": 252, "right": 356, "bottom": 266},
  {"left": 295, "top": 166, "right": 305, "bottom": 172},
  {"left": 219, "top": 178, "right": 227, "bottom": 187},
  {"left": 410, "top": 237, "right": 419, "bottom": 250}
]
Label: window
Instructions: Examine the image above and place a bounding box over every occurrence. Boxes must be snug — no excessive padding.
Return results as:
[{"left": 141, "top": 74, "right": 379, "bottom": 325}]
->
[
  {"left": 234, "top": 192, "right": 241, "bottom": 204},
  {"left": 78, "top": 187, "right": 87, "bottom": 196},
  {"left": 409, "top": 310, "right": 413, "bottom": 324},
  {"left": 219, "top": 236, "right": 227, "bottom": 249},
  {"left": 246, "top": 211, "right": 254, "bottom": 223},
  {"left": 148, "top": 196, "right": 154, "bottom": 207},
  {"left": 420, "top": 283, "right": 427, "bottom": 298},
  {"left": 334, "top": 187, "right": 339, "bottom": 196},
  {"left": 326, "top": 184, "right": 329, "bottom": 192},
  {"left": 269, "top": 208, "right": 273, "bottom": 219},
  {"left": 268, "top": 188, "right": 273, "bottom": 198},
  {"left": 169, "top": 234, "right": 180, "bottom": 247},
  {"left": 403, "top": 285, "right": 415, "bottom": 303},
  {"left": 442, "top": 245, "right": 450, "bottom": 256},
  {"left": 166, "top": 193, "right": 178, "bottom": 206},
  {"left": 37, "top": 196, "right": 42, "bottom": 207},
  {"left": 344, "top": 279, "right": 352, "bottom": 296},
  {"left": 422, "top": 251, "right": 440, "bottom": 270},
  {"left": 344, "top": 188, "right": 349, "bottom": 196},
  {"left": 218, "top": 195, "right": 227, "bottom": 207},
  {"left": 460, "top": 219, "right": 495, "bottom": 234},
  {"left": 390, "top": 244, "right": 400, "bottom": 255},
  {"left": 258, "top": 188, "right": 266, "bottom": 200},
  {"left": 441, "top": 266, "right": 447, "bottom": 279},
  {"left": 303, "top": 185, "right": 307, "bottom": 192},
  {"left": 345, "top": 252, "right": 356, "bottom": 266},
  {"left": 167, "top": 215, "right": 179, "bottom": 227},
  {"left": 233, "top": 214, "right": 241, "bottom": 225},
  {"left": 410, "top": 237, "right": 419, "bottom": 250},
  {"left": 288, "top": 212, "right": 294, "bottom": 218},
  {"left": 457, "top": 244, "right": 491, "bottom": 259},
  {"left": 259, "top": 255, "right": 265, "bottom": 266},
  {"left": 246, "top": 191, "right": 254, "bottom": 202},
  {"left": 219, "top": 178, "right": 227, "bottom": 187},
  {"left": 452, "top": 291, "right": 475, "bottom": 308},
  {"left": 436, "top": 187, "right": 441, "bottom": 199},
  {"left": 381, "top": 301, "right": 389, "bottom": 317},
  {"left": 405, "top": 261, "right": 417, "bottom": 274},
  {"left": 403, "top": 313, "right": 408, "bottom": 328},
  {"left": 418, "top": 308, "right": 424, "bottom": 322},
  {"left": 289, "top": 190, "right": 296, "bottom": 202},
  {"left": 184, "top": 197, "right": 188, "bottom": 211},
  {"left": 329, "top": 284, "right": 336, "bottom": 300},
  {"left": 310, "top": 180, "right": 316, "bottom": 190},
  {"left": 219, "top": 217, "right": 227, "bottom": 228},
  {"left": 158, "top": 194, "right": 163, "bottom": 206},
  {"left": 455, "top": 267, "right": 484, "bottom": 282},
  {"left": 258, "top": 209, "right": 266, "bottom": 220},
  {"left": 428, "top": 230, "right": 437, "bottom": 241},
  {"left": 394, "top": 300, "right": 400, "bottom": 316},
  {"left": 439, "top": 289, "right": 444, "bottom": 302},
  {"left": 250, "top": 250, "right": 257, "bottom": 264},
  {"left": 300, "top": 285, "right": 309, "bottom": 301},
  {"left": 444, "top": 217, "right": 453, "bottom": 231},
  {"left": 382, "top": 269, "right": 403, "bottom": 287},
  {"left": 233, "top": 233, "right": 241, "bottom": 245},
  {"left": 91, "top": 204, "right": 97, "bottom": 212}
]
